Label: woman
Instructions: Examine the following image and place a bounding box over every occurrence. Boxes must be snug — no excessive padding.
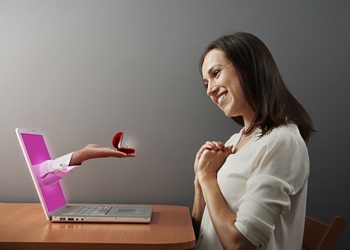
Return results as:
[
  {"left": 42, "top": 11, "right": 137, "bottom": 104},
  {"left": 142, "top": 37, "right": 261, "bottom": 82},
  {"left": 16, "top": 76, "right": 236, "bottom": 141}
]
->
[{"left": 192, "top": 32, "right": 315, "bottom": 249}]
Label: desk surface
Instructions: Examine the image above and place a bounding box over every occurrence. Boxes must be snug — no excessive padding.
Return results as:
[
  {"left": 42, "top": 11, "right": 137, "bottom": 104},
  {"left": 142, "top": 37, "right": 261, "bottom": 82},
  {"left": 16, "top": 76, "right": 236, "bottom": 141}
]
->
[{"left": 0, "top": 203, "right": 196, "bottom": 250}]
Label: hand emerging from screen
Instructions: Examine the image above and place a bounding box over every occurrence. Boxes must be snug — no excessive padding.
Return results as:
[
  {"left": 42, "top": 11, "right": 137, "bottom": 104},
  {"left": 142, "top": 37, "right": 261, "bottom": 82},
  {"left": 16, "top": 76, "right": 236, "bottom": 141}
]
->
[{"left": 69, "top": 144, "right": 136, "bottom": 166}]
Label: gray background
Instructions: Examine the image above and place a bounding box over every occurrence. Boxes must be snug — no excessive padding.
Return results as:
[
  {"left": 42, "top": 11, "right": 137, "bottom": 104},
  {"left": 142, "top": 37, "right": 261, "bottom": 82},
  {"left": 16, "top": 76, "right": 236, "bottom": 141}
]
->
[{"left": 1, "top": 1, "right": 349, "bottom": 248}]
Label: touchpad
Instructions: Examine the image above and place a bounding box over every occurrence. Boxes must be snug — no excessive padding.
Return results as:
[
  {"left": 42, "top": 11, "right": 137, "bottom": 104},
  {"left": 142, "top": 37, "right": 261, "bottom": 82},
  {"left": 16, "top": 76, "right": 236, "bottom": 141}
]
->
[
  {"left": 117, "top": 208, "right": 145, "bottom": 213},
  {"left": 108, "top": 207, "right": 148, "bottom": 216},
  {"left": 116, "top": 208, "right": 136, "bottom": 213}
]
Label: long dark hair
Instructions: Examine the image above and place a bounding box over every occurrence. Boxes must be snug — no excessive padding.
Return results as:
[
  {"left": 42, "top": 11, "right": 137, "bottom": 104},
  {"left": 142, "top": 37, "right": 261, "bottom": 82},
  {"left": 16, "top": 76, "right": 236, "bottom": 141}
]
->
[{"left": 199, "top": 32, "right": 315, "bottom": 141}]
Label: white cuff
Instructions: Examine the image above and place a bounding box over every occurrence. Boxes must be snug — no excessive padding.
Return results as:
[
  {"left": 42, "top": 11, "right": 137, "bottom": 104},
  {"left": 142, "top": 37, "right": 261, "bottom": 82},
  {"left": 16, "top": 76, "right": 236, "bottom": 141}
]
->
[{"left": 51, "top": 152, "right": 75, "bottom": 171}]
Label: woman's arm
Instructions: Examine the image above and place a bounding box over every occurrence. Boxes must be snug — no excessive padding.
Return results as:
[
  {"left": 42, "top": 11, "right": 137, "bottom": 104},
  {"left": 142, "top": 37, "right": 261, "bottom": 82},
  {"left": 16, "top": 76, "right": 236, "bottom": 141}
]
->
[
  {"left": 196, "top": 144, "right": 256, "bottom": 250},
  {"left": 198, "top": 170, "right": 255, "bottom": 250},
  {"left": 192, "top": 141, "right": 215, "bottom": 238},
  {"left": 192, "top": 176, "right": 205, "bottom": 239}
]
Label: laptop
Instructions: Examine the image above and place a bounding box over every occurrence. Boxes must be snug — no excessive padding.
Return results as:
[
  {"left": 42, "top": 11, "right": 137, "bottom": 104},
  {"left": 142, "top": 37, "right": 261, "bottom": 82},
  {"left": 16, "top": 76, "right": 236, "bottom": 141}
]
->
[{"left": 15, "top": 128, "right": 152, "bottom": 223}]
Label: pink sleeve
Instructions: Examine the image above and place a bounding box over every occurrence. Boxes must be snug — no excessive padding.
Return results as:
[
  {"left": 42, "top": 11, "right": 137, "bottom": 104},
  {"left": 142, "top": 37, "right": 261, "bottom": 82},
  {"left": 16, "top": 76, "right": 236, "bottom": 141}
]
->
[{"left": 35, "top": 153, "right": 80, "bottom": 189}]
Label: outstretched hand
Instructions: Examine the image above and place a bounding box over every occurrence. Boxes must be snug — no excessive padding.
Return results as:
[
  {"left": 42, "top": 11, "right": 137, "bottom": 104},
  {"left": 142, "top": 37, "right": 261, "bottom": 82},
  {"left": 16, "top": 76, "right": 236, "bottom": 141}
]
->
[{"left": 70, "top": 144, "right": 135, "bottom": 166}]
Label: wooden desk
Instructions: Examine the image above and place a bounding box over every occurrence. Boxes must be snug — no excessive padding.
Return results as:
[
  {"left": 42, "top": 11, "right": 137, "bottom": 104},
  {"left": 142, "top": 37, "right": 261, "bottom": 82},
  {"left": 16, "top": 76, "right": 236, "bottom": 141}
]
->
[{"left": 0, "top": 203, "right": 195, "bottom": 250}]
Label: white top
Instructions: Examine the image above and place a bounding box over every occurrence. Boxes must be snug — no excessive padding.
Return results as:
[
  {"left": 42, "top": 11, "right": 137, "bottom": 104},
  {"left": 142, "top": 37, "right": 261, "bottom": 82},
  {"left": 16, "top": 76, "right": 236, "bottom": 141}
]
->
[{"left": 195, "top": 124, "right": 309, "bottom": 250}]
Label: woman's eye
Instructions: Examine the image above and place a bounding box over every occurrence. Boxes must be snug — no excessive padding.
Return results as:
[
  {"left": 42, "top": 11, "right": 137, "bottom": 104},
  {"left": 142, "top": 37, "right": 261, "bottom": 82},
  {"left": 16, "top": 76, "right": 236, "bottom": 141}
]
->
[{"left": 213, "top": 69, "right": 221, "bottom": 77}]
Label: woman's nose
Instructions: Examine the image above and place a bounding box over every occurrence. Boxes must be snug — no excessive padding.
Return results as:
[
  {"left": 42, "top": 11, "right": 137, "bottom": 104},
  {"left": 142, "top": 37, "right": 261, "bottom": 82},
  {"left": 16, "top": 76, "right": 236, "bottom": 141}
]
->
[{"left": 206, "top": 82, "right": 218, "bottom": 96}]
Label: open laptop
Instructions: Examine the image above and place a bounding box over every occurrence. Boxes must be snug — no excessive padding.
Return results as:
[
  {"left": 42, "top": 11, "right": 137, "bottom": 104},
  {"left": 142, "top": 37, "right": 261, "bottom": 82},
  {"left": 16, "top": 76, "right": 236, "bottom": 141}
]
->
[{"left": 16, "top": 128, "right": 152, "bottom": 223}]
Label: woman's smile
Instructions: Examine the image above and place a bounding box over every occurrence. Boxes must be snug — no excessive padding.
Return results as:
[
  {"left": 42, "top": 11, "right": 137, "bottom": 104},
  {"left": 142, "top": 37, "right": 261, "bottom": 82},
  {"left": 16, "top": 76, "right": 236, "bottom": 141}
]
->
[{"left": 218, "top": 92, "right": 228, "bottom": 105}]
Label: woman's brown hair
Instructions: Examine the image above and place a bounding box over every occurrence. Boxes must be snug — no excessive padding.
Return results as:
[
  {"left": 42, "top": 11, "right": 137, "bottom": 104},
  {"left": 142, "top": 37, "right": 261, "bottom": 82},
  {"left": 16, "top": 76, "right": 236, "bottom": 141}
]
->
[{"left": 199, "top": 32, "right": 315, "bottom": 141}]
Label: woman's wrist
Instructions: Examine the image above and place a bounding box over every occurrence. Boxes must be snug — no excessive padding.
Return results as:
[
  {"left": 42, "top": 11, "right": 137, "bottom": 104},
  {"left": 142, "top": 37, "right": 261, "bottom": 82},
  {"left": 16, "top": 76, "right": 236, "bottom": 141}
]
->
[
  {"left": 197, "top": 171, "right": 217, "bottom": 185},
  {"left": 69, "top": 150, "right": 84, "bottom": 166}
]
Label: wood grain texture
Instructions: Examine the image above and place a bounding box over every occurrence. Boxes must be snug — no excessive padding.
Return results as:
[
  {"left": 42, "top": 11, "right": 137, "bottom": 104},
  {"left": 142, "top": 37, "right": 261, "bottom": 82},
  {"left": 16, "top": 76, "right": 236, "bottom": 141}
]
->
[{"left": 0, "top": 203, "right": 195, "bottom": 250}]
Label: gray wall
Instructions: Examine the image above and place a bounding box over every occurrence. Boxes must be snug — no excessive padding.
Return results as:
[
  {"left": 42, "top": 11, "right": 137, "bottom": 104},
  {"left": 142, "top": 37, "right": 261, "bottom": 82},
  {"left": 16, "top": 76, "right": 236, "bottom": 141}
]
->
[{"left": 1, "top": 1, "right": 349, "bottom": 248}]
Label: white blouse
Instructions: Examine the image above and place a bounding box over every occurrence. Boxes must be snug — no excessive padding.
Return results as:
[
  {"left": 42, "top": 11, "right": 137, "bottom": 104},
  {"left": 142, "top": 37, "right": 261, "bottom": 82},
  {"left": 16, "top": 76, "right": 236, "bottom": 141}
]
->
[{"left": 195, "top": 124, "right": 309, "bottom": 250}]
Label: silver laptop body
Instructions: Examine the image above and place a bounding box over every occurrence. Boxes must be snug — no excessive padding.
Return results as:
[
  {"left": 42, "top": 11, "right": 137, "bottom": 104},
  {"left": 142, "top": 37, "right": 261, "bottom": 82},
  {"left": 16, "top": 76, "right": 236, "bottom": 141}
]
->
[{"left": 16, "top": 128, "right": 152, "bottom": 223}]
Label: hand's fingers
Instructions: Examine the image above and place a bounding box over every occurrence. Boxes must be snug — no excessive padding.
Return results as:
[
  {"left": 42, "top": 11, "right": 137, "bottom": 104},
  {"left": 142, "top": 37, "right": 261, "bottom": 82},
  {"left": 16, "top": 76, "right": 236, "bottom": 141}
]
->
[
  {"left": 113, "top": 150, "right": 136, "bottom": 158},
  {"left": 196, "top": 143, "right": 211, "bottom": 159},
  {"left": 125, "top": 153, "right": 136, "bottom": 157},
  {"left": 226, "top": 144, "right": 234, "bottom": 153},
  {"left": 196, "top": 141, "right": 224, "bottom": 161},
  {"left": 212, "top": 141, "right": 225, "bottom": 150},
  {"left": 197, "top": 142, "right": 219, "bottom": 155},
  {"left": 203, "top": 141, "right": 225, "bottom": 150},
  {"left": 89, "top": 147, "right": 125, "bottom": 158}
]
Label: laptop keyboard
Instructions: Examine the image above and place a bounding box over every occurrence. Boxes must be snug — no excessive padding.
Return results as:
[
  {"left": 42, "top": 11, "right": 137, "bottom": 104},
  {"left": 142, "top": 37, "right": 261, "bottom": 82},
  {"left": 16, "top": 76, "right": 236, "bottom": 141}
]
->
[{"left": 63, "top": 206, "right": 112, "bottom": 216}]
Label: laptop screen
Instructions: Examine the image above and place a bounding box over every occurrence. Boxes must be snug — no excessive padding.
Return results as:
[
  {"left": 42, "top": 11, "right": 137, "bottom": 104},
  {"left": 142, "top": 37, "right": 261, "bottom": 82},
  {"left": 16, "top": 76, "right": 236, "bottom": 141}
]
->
[{"left": 20, "top": 132, "right": 67, "bottom": 212}]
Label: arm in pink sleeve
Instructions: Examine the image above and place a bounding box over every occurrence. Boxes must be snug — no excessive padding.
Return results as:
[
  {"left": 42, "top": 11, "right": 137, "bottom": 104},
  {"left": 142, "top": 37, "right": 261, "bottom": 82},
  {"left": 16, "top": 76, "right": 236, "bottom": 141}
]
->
[{"left": 33, "top": 153, "right": 80, "bottom": 189}]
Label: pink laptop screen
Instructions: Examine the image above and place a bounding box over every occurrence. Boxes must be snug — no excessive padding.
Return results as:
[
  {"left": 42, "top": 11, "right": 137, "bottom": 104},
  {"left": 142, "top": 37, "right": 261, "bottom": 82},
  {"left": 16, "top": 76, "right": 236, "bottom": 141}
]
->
[{"left": 21, "top": 133, "right": 67, "bottom": 213}]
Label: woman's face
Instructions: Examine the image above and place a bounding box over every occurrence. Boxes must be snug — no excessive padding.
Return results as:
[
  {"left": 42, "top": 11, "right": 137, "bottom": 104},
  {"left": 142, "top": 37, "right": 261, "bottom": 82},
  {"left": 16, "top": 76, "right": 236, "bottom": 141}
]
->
[{"left": 201, "top": 49, "right": 254, "bottom": 122}]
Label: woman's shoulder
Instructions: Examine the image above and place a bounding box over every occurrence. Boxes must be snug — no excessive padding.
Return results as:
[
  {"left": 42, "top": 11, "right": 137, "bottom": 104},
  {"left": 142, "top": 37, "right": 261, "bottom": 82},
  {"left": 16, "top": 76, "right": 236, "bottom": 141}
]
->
[
  {"left": 259, "top": 123, "right": 307, "bottom": 151},
  {"left": 260, "top": 123, "right": 300, "bottom": 139}
]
